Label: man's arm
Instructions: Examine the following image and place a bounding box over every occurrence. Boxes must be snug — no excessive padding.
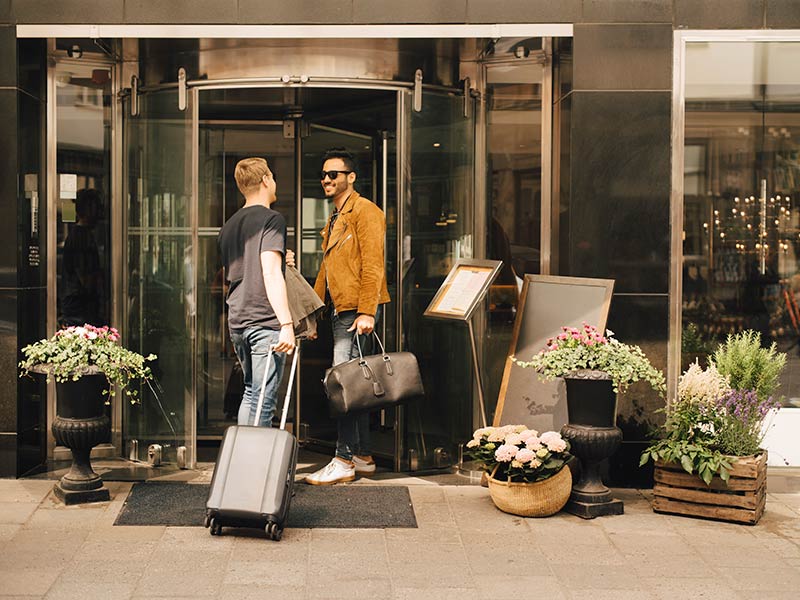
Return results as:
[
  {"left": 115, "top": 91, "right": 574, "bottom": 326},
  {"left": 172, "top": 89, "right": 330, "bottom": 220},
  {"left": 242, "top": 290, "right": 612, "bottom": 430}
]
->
[
  {"left": 261, "top": 250, "right": 296, "bottom": 354},
  {"left": 349, "top": 204, "right": 386, "bottom": 335}
]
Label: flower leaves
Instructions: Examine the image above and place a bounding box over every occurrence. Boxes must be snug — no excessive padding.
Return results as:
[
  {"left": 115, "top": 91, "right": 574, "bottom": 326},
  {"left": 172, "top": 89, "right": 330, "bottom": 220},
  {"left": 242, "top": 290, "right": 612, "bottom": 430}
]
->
[
  {"left": 641, "top": 330, "right": 784, "bottom": 485},
  {"left": 19, "top": 324, "right": 156, "bottom": 400},
  {"left": 465, "top": 425, "right": 572, "bottom": 484},
  {"left": 513, "top": 323, "right": 665, "bottom": 395}
]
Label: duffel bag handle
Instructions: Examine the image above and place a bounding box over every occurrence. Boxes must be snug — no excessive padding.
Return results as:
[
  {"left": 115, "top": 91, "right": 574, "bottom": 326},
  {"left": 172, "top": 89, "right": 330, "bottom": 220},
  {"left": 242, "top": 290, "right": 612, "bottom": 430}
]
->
[{"left": 353, "top": 330, "right": 388, "bottom": 360}]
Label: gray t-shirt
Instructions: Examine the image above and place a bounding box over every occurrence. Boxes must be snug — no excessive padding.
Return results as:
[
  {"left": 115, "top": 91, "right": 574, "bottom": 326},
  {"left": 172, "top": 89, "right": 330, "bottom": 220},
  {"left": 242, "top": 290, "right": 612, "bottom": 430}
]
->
[{"left": 218, "top": 205, "right": 286, "bottom": 332}]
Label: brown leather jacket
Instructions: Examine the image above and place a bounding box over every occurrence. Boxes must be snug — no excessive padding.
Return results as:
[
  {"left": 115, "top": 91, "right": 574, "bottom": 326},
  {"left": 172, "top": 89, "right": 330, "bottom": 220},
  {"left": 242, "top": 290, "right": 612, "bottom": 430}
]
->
[{"left": 313, "top": 191, "right": 390, "bottom": 316}]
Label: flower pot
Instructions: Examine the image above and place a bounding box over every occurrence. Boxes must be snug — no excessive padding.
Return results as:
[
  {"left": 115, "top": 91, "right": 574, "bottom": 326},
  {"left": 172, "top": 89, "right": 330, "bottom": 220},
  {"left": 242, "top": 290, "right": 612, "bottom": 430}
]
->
[
  {"left": 652, "top": 451, "right": 767, "bottom": 525},
  {"left": 561, "top": 370, "right": 623, "bottom": 518},
  {"left": 486, "top": 466, "right": 572, "bottom": 517},
  {"left": 563, "top": 370, "right": 617, "bottom": 427},
  {"left": 51, "top": 370, "right": 111, "bottom": 504}
]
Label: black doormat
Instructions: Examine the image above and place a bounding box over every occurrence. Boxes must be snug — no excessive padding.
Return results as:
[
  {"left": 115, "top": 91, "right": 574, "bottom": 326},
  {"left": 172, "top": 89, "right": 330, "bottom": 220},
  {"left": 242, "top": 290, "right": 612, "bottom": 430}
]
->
[{"left": 114, "top": 482, "right": 417, "bottom": 529}]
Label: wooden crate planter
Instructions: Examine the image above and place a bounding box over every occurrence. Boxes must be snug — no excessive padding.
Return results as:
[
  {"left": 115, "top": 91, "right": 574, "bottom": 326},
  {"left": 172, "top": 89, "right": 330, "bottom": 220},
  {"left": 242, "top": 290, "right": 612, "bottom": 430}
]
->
[{"left": 652, "top": 451, "right": 767, "bottom": 525}]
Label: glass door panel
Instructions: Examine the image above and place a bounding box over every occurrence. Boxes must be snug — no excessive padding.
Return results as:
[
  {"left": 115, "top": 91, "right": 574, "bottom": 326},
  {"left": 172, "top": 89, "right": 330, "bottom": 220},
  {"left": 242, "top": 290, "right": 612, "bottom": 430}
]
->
[
  {"left": 483, "top": 62, "right": 544, "bottom": 420},
  {"left": 297, "top": 86, "right": 399, "bottom": 459},
  {"left": 123, "top": 89, "right": 192, "bottom": 465},
  {"left": 55, "top": 60, "right": 114, "bottom": 448},
  {"left": 195, "top": 110, "right": 296, "bottom": 442},
  {"left": 401, "top": 90, "right": 475, "bottom": 471},
  {"left": 298, "top": 124, "right": 377, "bottom": 448}
]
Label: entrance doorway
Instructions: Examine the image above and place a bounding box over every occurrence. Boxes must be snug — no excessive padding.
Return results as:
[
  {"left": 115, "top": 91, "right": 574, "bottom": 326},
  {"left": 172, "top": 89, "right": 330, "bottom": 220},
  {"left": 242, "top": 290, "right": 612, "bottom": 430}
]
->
[
  {"left": 193, "top": 87, "right": 398, "bottom": 459},
  {"left": 121, "top": 80, "right": 476, "bottom": 471}
]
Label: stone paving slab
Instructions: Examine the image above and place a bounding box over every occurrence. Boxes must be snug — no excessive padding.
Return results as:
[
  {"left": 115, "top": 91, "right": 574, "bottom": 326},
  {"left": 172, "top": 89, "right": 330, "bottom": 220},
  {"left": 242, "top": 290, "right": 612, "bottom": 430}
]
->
[{"left": 0, "top": 475, "right": 798, "bottom": 599}]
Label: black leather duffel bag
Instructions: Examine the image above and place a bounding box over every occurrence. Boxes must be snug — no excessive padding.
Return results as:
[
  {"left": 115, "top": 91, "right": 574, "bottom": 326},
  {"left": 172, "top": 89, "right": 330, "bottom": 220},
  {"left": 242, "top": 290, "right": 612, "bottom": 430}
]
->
[{"left": 323, "top": 333, "right": 424, "bottom": 416}]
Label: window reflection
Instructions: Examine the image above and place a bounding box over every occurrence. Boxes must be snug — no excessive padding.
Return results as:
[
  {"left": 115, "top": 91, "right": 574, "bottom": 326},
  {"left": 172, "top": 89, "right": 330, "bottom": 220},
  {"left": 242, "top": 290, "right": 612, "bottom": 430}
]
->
[
  {"left": 483, "top": 62, "right": 543, "bottom": 419},
  {"left": 56, "top": 62, "right": 112, "bottom": 329},
  {"left": 683, "top": 42, "right": 800, "bottom": 408}
]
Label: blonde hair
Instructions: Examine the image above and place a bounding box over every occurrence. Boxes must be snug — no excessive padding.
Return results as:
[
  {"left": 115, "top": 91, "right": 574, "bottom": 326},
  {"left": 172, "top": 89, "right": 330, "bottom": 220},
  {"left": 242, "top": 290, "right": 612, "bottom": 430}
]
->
[{"left": 234, "top": 157, "right": 269, "bottom": 197}]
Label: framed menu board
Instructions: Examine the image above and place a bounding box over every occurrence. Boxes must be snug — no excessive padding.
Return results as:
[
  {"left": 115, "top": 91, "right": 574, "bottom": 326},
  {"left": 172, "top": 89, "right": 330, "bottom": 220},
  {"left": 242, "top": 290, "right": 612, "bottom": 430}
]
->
[
  {"left": 424, "top": 259, "right": 503, "bottom": 321},
  {"left": 493, "top": 275, "right": 615, "bottom": 432}
]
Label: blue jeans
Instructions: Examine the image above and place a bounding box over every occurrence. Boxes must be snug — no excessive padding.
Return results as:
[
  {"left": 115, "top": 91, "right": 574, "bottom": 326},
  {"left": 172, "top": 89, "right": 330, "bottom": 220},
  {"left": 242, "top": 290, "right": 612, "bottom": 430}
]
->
[
  {"left": 332, "top": 308, "right": 381, "bottom": 461},
  {"left": 230, "top": 327, "right": 286, "bottom": 427}
]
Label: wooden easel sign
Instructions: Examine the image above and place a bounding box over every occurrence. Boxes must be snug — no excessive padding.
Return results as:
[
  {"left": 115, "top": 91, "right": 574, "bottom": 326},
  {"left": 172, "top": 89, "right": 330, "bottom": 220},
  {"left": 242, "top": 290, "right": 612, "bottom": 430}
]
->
[{"left": 494, "top": 275, "right": 614, "bottom": 433}]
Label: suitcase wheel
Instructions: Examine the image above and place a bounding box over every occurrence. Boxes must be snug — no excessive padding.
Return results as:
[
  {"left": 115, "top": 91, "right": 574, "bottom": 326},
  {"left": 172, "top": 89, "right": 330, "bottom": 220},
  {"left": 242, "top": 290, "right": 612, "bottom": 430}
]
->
[
  {"left": 203, "top": 513, "right": 211, "bottom": 529},
  {"left": 209, "top": 518, "right": 223, "bottom": 536},
  {"left": 266, "top": 521, "right": 282, "bottom": 542}
]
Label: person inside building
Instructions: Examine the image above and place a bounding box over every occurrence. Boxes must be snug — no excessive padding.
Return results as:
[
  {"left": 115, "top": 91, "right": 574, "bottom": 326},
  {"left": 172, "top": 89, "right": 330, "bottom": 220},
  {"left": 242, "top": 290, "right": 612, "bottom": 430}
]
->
[
  {"left": 304, "top": 148, "right": 391, "bottom": 485},
  {"left": 218, "top": 157, "right": 295, "bottom": 427},
  {"left": 61, "top": 188, "right": 105, "bottom": 327}
]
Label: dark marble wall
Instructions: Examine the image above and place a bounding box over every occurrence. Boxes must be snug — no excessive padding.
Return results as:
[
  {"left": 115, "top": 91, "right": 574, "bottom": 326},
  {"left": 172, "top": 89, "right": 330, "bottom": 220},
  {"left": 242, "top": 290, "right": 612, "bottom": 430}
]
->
[
  {"left": 1, "top": 1, "right": 799, "bottom": 27},
  {"left": 0, "top": 28, "right": 47, "bottom": 477},
  {"left": 562, "top": 20, "right": 673, "bottom": 486}
]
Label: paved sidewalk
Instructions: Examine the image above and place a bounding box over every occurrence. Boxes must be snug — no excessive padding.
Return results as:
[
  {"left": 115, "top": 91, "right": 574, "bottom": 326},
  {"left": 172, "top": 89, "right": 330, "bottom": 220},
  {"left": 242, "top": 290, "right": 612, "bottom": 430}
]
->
[{"left": 1, "top": 466, "right": 799, "bottom": 599}]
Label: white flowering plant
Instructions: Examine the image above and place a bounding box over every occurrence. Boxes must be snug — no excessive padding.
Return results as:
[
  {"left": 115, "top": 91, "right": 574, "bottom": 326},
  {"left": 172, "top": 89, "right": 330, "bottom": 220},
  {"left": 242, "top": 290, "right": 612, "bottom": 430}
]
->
[
  {"left": 19, "top": 324, "right": 156, "bottom": 402},
  {"left": 641, "top": 350, "right": 783, "bottom": 484},
  {"left": 465, "top": 425, "right": 571, "bottom": 483},
  {"left": 513, "top": 324, "right": 665, "bottom": 395}
]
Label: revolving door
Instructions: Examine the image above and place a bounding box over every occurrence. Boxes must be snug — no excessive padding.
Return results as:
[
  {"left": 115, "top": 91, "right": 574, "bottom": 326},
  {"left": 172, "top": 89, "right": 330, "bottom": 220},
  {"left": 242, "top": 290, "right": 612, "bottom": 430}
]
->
[{"left": 122, "top": 80, "right": 476, "bottom": 472}]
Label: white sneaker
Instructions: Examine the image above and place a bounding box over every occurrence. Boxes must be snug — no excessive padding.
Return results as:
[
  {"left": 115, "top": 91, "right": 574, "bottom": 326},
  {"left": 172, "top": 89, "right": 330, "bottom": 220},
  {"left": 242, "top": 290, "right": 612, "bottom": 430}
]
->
[
  {"left": 305, "top": 457, "right": 356, "bottom": 486},
  {"left": 353, "top": 455, "right": 377, "bottom": 475}
]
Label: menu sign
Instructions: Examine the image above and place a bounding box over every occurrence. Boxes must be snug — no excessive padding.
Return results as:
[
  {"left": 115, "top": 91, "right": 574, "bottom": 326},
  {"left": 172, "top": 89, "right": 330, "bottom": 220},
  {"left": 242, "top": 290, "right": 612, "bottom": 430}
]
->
[{"left": 424, "top": 259, "right": 503, "bottom": 321}]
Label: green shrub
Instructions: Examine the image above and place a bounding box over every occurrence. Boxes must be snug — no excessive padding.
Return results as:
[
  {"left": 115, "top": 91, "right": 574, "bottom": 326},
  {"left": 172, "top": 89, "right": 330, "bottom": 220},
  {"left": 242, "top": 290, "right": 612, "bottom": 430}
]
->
[{"left": 711, "top": 330, "right": 786, "bottom": 402}]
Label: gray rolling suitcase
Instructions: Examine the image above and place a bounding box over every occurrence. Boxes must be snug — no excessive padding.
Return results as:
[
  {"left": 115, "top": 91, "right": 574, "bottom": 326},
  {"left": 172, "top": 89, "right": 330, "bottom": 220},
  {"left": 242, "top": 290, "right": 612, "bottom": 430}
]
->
[{"left": 205, "top": 344, "right": 299, "bottom": 541}]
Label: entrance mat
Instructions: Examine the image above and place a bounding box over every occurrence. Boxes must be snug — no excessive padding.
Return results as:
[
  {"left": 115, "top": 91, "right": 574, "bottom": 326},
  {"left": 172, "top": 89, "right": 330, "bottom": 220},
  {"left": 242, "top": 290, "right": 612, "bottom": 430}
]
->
[{"left": 114, "top": 482, "right": 418, "bottom": 529}]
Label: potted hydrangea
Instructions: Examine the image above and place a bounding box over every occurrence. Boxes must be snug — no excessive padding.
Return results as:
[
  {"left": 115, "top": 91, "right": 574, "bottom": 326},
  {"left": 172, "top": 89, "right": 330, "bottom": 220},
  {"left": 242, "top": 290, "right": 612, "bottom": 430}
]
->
[
  {"left": 641, "top": 330, "right": 784, "bottom": 524},
  {"left": 465, "top": 425, "right": 572, "bottom": 517},
  {"left": 19, "top": 324, "right": 155, "bottom": 504},
  {"left": 513, "top": 323, "right": 665, "bottom": 518}
]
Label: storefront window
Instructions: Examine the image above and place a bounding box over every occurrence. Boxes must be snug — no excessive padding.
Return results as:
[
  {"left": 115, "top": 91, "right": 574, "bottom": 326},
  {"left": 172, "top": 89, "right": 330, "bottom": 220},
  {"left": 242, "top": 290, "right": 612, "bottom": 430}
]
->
[
  {"left": 55, "top": 61, "right": 112, "bottom": 328},
  {"left": 483, "top": 61, "right": 543, "bottom": 418},
  {"left": 683, "top": 42, "right": 800, "bottom": 408}
]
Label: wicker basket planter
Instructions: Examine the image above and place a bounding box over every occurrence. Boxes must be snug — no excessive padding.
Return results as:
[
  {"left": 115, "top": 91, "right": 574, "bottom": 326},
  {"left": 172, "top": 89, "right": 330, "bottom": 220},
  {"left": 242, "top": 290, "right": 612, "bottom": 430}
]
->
[
  {"left": 487, "top": 465, "right": 572, "bottom": 517},
  {"left": 653, "top": 451, "right": 767, "bottom": 525}
]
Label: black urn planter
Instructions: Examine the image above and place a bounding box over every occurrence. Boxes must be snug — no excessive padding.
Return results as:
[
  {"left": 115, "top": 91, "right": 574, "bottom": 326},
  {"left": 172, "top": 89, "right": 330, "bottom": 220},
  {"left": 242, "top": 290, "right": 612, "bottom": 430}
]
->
[
  {"left": 51, "top": 370, "right": 111, "bottom": 504},
  {"left": 560, "top": 370, "right": 624, "bottom": 518}
]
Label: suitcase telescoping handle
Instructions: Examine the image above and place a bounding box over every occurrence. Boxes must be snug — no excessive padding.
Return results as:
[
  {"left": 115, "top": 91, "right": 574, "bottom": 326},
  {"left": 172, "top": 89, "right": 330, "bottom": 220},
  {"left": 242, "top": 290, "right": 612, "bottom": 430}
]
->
[{"left": 252, "top": 341, "right": 300, "bottom": 430}]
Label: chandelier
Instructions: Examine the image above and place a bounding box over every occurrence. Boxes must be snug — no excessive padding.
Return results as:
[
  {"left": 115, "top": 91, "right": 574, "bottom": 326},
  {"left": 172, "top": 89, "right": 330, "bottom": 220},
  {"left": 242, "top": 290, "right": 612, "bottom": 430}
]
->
[{"left": 705, "top": 179, "right": 795, "bottom": 275}]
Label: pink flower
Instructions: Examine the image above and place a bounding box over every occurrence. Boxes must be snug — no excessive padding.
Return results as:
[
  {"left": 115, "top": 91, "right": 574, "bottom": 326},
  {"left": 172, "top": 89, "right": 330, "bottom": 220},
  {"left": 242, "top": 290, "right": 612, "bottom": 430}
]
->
[
  {"left": 544, "top": 438, "right": 567, "bottom": 452},
  {"left": 518, "top": 429, "right": 539, "bottom": 441},
  {"left": 494, "top": 444, "right": 519, "bottom": 462},
  {"left": 504, "top": 433, "right": 523, "bottom": 446},
  {"left": 525, "top": 437, "right": 542, "bottom": 451},
  {"left": 586, "top": 339, "right": 595, "bottom": 346},
  {"left": 540, "top": 431, "right": 567, "bottom": 452},
  {"left": 515, "top": 448, "right": 535, "bottom": 463},
  {"left": 487, "top": 430, "right": 506, "bottom": 442}
]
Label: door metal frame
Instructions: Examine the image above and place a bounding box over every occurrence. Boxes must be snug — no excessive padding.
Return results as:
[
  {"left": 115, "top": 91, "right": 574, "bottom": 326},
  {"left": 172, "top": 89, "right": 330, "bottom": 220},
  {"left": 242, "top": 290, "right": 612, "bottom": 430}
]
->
[
  {"left": 178, "top": 79, "right": 439, "bottom": 466},
  {"left": 121, "top": 73, "right": 480, "bottom": 471},
  {"left": 669, "top": 29, "right": 800, "bottom": 403},
  {"left": 46, "top": 49, "right": 121, "bottom": 461}
]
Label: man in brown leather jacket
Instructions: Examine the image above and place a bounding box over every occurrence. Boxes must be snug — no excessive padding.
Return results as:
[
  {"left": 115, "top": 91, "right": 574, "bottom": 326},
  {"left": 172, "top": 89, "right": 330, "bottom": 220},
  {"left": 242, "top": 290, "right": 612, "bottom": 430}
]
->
[{"left": 305, "top": 148, "right": 391, "bottom": 485}]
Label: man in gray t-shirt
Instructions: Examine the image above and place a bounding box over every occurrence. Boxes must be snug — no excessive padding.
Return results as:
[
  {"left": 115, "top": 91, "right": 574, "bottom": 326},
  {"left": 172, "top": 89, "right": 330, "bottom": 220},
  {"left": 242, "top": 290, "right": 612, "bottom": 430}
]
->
[{"left": 218, "top": 157, "right": 295, "bottom": 427}]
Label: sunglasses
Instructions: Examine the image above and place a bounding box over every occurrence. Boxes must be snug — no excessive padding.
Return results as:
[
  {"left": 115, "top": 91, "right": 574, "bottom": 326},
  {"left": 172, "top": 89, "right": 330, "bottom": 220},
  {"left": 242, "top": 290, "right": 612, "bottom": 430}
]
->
[{"left": 320, "top": 170, "right": 353, "bottom": 181}]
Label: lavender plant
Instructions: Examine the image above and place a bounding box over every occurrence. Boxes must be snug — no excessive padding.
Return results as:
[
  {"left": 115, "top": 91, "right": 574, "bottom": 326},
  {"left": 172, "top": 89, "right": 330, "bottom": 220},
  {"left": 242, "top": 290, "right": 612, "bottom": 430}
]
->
[{"left": 714, "top": 389, "right": 782, "bottom": 456}]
